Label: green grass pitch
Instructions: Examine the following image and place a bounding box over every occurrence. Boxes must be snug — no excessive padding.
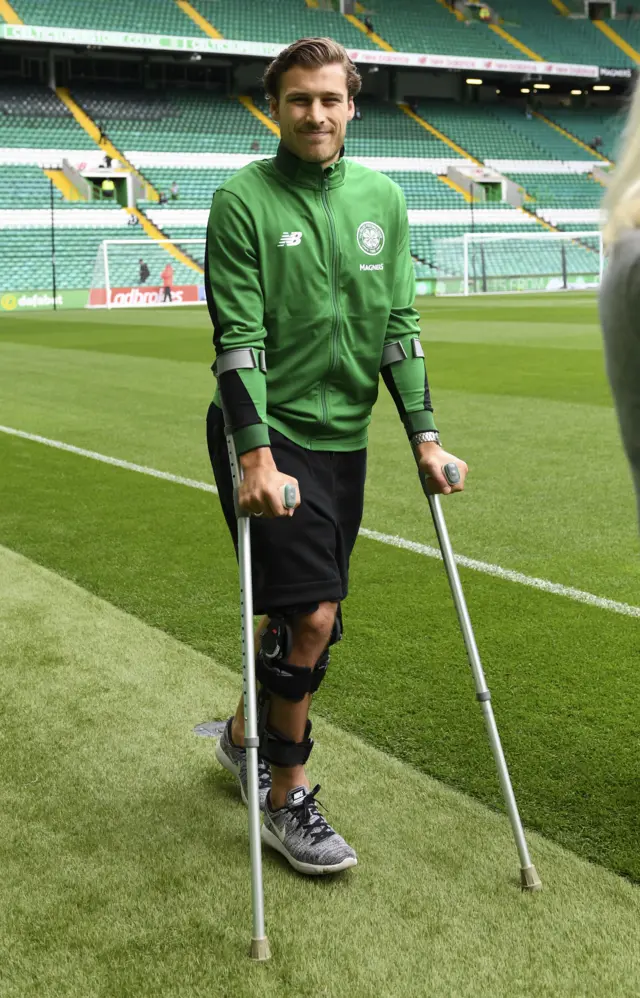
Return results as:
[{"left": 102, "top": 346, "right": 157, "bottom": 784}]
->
[{"left": 1, "top": 293, "right": 639, "bottom": 996}]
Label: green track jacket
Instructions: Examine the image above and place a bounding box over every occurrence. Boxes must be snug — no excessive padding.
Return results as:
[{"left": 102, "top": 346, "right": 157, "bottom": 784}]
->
[{"left": 205, "top": 143, "right": 437, "bottom": 455}]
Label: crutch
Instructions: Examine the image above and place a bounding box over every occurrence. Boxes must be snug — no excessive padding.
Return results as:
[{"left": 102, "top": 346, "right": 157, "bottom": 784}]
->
[
  {"left": 224, "top": 422, "right": 297, "bottom": 961},
  {"left": 420, "top": 461, "right": 542, "bottom": 892}
]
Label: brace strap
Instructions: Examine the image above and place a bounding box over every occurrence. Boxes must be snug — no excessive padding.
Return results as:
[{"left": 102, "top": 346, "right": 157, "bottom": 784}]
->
[
  {"left": 213, "top": 347, "right": 267, "bottom": 377},
  {"left": 256, "top": 654, "right": 315, "bottom": 702},
  {"left": 260, "top": 718, "right": 314, "bottom": 768}
]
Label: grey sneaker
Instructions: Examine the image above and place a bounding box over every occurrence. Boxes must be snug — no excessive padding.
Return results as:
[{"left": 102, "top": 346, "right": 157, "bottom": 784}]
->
[
  {"left": 215, "top": 718, "right": 271, "bottom": 811},
  {"left": 262, "top": 784, "right": 358, "bottom": 876}
]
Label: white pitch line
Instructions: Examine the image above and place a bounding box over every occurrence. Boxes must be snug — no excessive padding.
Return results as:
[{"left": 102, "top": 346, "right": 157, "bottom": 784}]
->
[
  {"left": 0, "top": 425, "right": 217, "bottom": 493},
  {"left": 358, "top": 529, "right": 640, "bottom": 618},
  {"left": 2, "top": 423, "right": 639, "bottom": 619}
]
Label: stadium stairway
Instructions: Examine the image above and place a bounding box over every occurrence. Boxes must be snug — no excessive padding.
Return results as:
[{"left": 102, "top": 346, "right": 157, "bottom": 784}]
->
[
  {"left": 174, "top": 0, "right": 223, "bottom": 39},
  {"left": 0, "top": 0, "right": 21, "bottom": 23},
  {"left": 532, "top": 111, "right": 611, "bottom": 163},
  {"left": 193, "top": 0, "right": 379, "bottom": 50},
  {"left": 399, "top": 103, "right": 482, "bottom": 163},
  {"left": 493, "top": 0, "right": 633, "bottom": 67},
  {"left": 237, "top": 96, "right": 280, "bottom": 138},
  {"left": 549, "top": 0, "right": 571, "bottom": 14},
  {"left": 487, "top": 21, "right": 542, "bottom": 61},
  {"left": 7, "top": 0, "right": 208, "bottom": 36},
  {"left": 43, "top": 168, "right": 82, "bottom": 201},
  {"left": 435, "top": 0, "right": 465, "bottom": 22},
  {"left": 433, "top": 0, "right": 543, "bottom": 60},
  {"left": 343, "top": 6, "right": 395, "bottom": 52},
  {"left": 56, "top": 87, "right": 160, "bottom": 202},
  {"left": 593, "top": 18, "right": 640, "bottom": 65},
  {"left": 126, "top": 207, "right": 204, "bottom": 275}
]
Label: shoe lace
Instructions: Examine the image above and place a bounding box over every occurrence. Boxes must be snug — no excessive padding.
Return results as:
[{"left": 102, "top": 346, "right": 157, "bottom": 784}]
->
[
  {"left": 292, "top": 785, "right": 334, "bottom": 844},
  {"left": 258, "top": 757, "right": 271, "bottom": 791}
]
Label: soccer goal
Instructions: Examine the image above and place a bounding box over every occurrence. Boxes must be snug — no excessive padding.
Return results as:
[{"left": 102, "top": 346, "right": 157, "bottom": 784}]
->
[
  {"left": 88, "top": 238, "right": 206, "bottom": 309},
  {"left": 432, "top": 230, "right": 604, "bottom": 296}
]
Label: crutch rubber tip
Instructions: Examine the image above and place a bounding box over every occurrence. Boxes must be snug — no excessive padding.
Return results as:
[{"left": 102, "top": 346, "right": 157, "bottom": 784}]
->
[
  {"left": 250, "top": 936, "right": 271, "bottom": 961},
  {"left": 520, "top": 865, "right": 542, "bottom": 892}
]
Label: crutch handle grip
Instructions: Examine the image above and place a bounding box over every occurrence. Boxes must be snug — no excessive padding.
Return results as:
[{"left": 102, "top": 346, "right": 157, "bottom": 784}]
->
[
  {"left": 420, "top": 463, "right": 461, "bottom": 496},
  {"left": 443, "top": 463, "right": 461, "bottom": 485},
  {"left": 280, "top": 483, "right": 297, "bottom": 509}
]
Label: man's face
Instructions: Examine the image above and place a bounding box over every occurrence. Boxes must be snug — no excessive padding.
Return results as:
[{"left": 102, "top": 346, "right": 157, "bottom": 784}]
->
[{"left": 270, "top": 62, "right": 355, "bottom": 168}]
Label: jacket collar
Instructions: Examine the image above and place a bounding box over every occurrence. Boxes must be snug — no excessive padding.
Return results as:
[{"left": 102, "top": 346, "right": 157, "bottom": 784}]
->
[{"left": 274, "top": 142, "right": 346, "bottom": 190}]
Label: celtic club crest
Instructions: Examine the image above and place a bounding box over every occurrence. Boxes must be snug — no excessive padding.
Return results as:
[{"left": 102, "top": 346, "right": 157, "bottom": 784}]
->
[{"left": 357, "top": 221, "right": 385, "bottom": 256}]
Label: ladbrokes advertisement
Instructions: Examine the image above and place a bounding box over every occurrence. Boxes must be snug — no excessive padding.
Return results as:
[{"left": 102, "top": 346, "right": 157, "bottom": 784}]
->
[{"left": 88, "top": 285, "right": 204, "bottom": 308}]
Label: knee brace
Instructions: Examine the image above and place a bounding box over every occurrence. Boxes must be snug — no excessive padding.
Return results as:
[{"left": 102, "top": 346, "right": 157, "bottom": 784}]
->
[{"left": 255, "top": 607, "right": 342, "bottom": 767}]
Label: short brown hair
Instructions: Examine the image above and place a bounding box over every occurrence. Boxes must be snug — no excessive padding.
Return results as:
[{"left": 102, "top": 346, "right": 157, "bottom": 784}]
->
[{"left": 263, "top": 37, "right": 362, "bottom": 102}]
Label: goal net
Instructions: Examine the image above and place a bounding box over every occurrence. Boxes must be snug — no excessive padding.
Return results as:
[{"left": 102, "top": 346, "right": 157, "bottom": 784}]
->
[
  {"left": 431, "top": 230, "right": 604, "bottom": 296},
  {"left": 88, "top": 238, "right": 206, "bottom": 308}
]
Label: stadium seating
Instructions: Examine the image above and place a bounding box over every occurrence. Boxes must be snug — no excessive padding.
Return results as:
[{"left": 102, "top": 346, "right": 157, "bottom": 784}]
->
[
  {"left": 347, "top": 97, "right": 462, "bottom": 159},
  {"left": 139, "top": 168, "right": 232, "bottom": 208},
  {"left": 0, "top": 223, "right": 203, "bottom": 292},
  {"left": 417, "top": 101, "right": 596, "bottom": 161},
  {"left": 0, "top": 83, "right": 95, "bottom": 148},
  {"left": 384, "top": 171, "right": 466, "bottom": 209},
  {"left": 139, "top": 166, "right": 474, "bottom": 210},
  {"left": 0, "top": 227, "right": 125, "bottom": 290},
  {"left": 492, "top": 1, "right": 632, "bottom": 67},
  {"left": 193, "top": 0, "right": 379, "bottom": 49},
  {"left": 7, "top": 0, "right": 634, "bottom": 71},
  {"left": 604, "top": 13, "right": 640, "bottom": 62},
  {"left": 0, "top": 165, "right": 123, "bottom": 208},
  {"left": 69, "top": 86, "right": 464, "bottom": 160},
  {"left": 0, "top": 165, "right": 64, "bottom": 208},
  {"left": 344, "top": 0, "right": 516, "bottom": 59},
  {"left": 507, "top": 172, "right": 605, "bottom": 210},
  {"left": 70, "top": 86, "right": 279, "bottom": 156},
  {"left": 414, "top": 222, "right": 599, "bottom": 282},
  {"left": 544, "top": 108, "right": 625, "bottom": 162},
  {"left": 9, "top": 0, "right": 207, "bottom": 37},
  {"left": 0, "top": 72, "right": 614, "bottom": 295}
]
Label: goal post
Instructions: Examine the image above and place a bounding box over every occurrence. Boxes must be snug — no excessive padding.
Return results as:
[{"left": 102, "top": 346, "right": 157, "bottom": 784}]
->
[
  {"left": 88, "top": 238, "right": 206, "bottom": 309},
  {"left": 432, "top": 230, "right": 604, "bottom": 296}
]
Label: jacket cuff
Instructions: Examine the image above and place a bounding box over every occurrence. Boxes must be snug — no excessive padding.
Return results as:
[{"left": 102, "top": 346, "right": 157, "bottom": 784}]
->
[
  {"left": 403, "top": 409, "right": 437, "bottom": 437},
  {"left": 234, "top": 422, "right": 271, "bottom": 456}
]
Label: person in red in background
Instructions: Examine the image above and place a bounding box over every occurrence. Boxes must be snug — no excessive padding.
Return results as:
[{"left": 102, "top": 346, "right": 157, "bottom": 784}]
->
[{"left": 161, "top": 262, "right": 173, "bottom": 303}]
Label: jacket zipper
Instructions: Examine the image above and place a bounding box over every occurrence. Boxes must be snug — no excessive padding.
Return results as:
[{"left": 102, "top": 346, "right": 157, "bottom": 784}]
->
[{"left": 320, "top": 174, "right": 341, "bottom": 426}]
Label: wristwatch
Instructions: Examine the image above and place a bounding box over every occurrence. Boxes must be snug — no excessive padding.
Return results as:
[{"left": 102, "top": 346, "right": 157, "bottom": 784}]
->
[{"left": 411, "top": 430, "right": 441, "bottom": 448}]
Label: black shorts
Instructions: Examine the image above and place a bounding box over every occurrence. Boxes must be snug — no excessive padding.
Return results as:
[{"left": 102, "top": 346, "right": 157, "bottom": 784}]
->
[{"left": 206, "top": 403, "right": 366, "bottom": 616}]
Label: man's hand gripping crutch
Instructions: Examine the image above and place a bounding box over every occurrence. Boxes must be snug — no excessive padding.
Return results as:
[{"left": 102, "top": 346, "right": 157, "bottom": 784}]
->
[{"left": 415, "top": 442, "right": 542, "bottom": 892}]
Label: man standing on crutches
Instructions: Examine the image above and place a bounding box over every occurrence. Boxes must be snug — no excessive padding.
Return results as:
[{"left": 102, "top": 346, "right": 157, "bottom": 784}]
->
[{"left": 205, "top": 37, "right": 467, "bottom": 878}]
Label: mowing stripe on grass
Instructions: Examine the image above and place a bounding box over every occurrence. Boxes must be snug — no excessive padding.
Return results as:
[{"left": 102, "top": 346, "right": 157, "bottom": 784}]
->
[
  {"left": 3, "top": 543, "right": 640, "bottom": 998},
  {"left": 2, "top": 422, "right": 639, "bottom": 620},
  {"left": 0, "top": 424, "right": 216, "bottom": 493}
]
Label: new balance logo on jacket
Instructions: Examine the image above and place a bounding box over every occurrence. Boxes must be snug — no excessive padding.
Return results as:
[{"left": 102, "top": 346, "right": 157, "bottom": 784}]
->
[
  {"left": 278, "top": 230, "right": 384, "bottom": 271},
  {"left": 278, "top": 231, "right": 303, "bottom": 247}
]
